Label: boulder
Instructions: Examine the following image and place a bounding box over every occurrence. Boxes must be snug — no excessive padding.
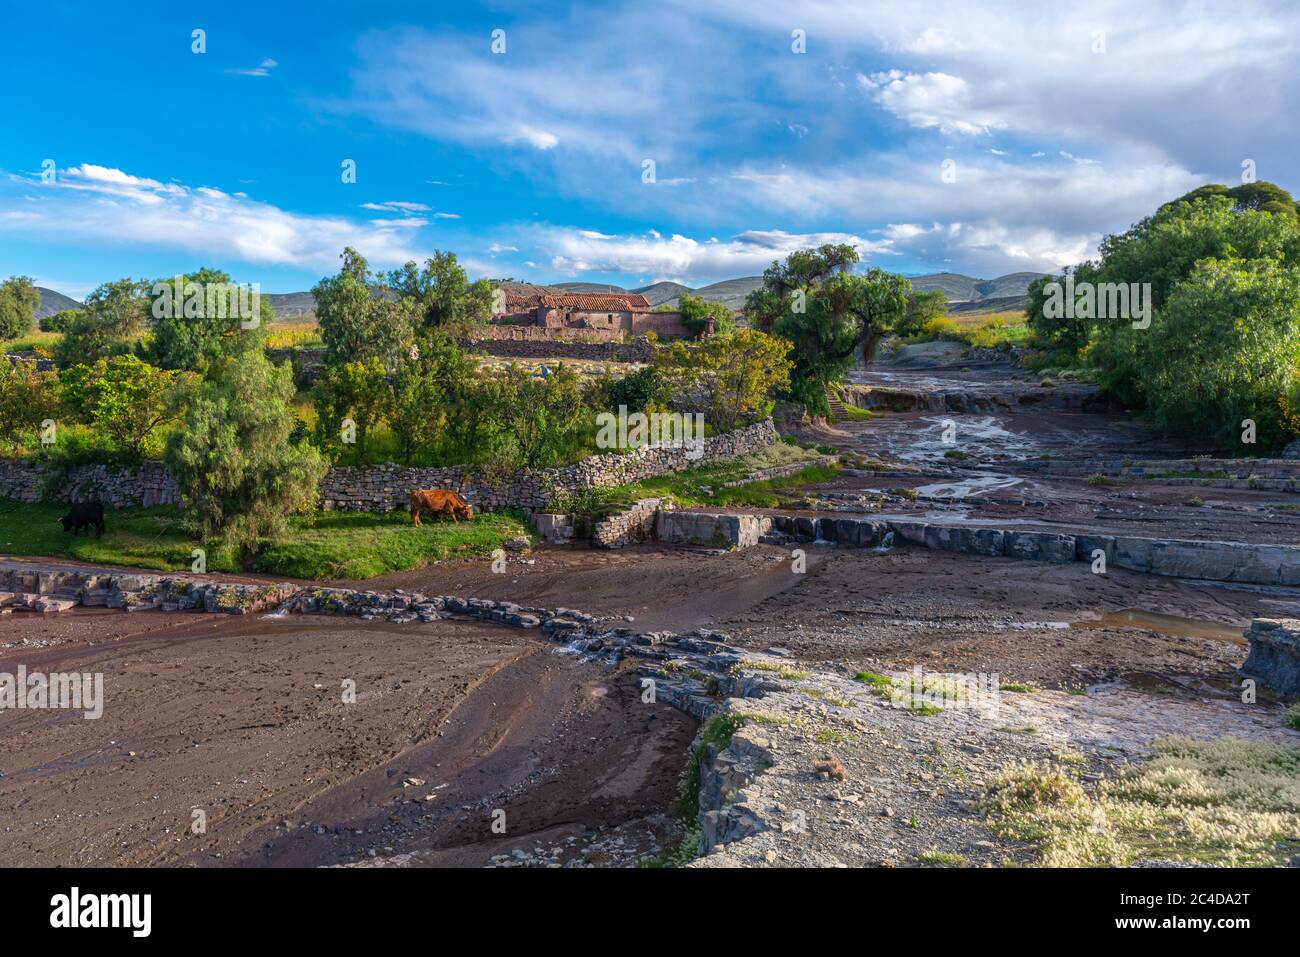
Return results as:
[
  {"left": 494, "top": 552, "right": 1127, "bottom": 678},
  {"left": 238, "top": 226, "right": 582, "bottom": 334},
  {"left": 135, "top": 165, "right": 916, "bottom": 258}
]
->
[{"left": 1242, "top": 618, "right": 1300, "bottom": 697}]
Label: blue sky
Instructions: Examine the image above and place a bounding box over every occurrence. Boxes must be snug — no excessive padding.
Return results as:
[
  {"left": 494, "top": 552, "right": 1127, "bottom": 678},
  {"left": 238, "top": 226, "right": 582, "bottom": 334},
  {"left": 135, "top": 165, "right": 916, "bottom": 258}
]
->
[{"left": 2, "top": 0, "right": 1297, "bottom": 297}]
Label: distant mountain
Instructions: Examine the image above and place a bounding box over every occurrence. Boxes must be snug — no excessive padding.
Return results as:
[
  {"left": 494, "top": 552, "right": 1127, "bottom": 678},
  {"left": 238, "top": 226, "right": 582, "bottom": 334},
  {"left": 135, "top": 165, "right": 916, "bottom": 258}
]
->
[
  {"left": 907, "top": 271, "right": 1045, "bottom": 304},
  {"left": 34, "top": 287, "right": 82, "bottom": 320},
  {"left": 631, "top": 281, "right": 691, "bottom": 307},
  {"left": 547, "top": 281, "right": 629, "bottom": 295},
  {"left": 264, "top": 291, "right": 317, "bottom": 321}
]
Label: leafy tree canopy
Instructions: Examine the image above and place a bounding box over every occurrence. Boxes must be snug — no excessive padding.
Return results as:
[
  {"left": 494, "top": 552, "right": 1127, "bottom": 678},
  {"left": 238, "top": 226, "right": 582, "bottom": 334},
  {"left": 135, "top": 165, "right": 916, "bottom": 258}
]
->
[
  {"left": 313, "top": 247, "right": 417, "bottom": 368},
  {"left": 0, "top": 276, "right": 40, "bottom": 341},
  {"left": 744, "top": 244, "right": 909, "bottom": 414},
  {"left": 146, "top": 267, "right": 270, "bottom": 374},
  {"left": 386, "top": 251, "right": 494, "bottom": 336}
]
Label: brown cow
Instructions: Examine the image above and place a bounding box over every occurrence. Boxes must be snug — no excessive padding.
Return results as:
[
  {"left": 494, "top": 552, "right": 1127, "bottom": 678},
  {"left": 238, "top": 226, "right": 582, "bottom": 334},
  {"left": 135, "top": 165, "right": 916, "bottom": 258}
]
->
[{"left": 409, "top": 489, "right": 474, "bottom": 526}]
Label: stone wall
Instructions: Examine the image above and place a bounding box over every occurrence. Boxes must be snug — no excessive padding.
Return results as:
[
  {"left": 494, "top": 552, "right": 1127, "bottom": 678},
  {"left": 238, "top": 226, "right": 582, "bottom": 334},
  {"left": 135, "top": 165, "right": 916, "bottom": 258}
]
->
[
  {"left": 320, "top": 418, "right": 779, "bottom": 513},
  {"left": 0, "top": 419, "right": 779, "bottom": 515},
  {"left": 0, "top": 459, "right": 180, "bottom": 507},
  {"left": 592, "top": 498, "right": 663, "bottom": 548},
  {"left": 465, "top": 337, "right": 654, "bottom": 362}
]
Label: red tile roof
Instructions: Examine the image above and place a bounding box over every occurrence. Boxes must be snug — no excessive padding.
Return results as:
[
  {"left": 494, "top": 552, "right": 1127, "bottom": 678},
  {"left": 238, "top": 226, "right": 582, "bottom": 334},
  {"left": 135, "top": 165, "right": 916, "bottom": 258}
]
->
[{"left": 504, "top": 292, "right": 651, "bottom": 312}]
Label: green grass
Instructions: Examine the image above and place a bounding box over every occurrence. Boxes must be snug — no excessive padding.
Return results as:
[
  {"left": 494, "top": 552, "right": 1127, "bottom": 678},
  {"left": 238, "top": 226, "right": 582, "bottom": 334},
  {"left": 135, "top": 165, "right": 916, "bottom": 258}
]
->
[
  {"left": 917, "top": 850, "right": 966, "bottom": 866},
  {"left": 854, "top": 671, "right": 893, "bottom": 688},
  {"left": 0, "top": 499, "right": 531, "bottom": 580},
  {"left": 580, "top": 444, "right": 836, "bottom": 512},
  {"left": 837, "top": 403, "right": 874, "bottom": 422},
  {"left": 1286, "top": 704, "right": 1300, "bottom": 732},
  {"left": 999, "top": 682, "right": 1037, "bottom": 693}
]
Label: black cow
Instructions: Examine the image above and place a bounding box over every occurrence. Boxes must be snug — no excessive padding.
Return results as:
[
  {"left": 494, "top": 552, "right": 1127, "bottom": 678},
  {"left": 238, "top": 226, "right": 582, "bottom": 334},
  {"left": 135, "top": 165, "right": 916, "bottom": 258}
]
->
[{"left": 60, "top": 502, "right": 105, "bottom": 537}]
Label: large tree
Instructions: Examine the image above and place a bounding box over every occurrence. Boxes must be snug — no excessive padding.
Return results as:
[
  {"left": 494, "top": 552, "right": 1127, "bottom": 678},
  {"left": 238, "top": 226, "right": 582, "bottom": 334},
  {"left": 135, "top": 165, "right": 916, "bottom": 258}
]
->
[
  {"left": 146, "top": 267, "right": 270, "bottom": 373},
  {"left": 1032, "top": 186, "right": 1300, "bottom": 449},
  {"left": 0, "top": 276, "right": 40, "bottom": 341},
  {"left": 166, "top": 350, "right": 327, "bottom": 554},
  {"left": 312, "top": 356, "right": 392, "bottom": 464},
  {"left": 386, "top": 251, "right": 494, "bottom": 336},
  {"left": 745, "top": 244, "right": 909, "bottom": 414},
  {"left": 313, "top": 248, "right": 417, "bottom": 368},
  {"left": 896, "top": 289, "right": 948, "bottom": 339},
  {"left": 53, "top": 278, "right": 149, "bottom": 368},
  {"left": 385, "top": 331, "right": 478, "bottom": 466}
]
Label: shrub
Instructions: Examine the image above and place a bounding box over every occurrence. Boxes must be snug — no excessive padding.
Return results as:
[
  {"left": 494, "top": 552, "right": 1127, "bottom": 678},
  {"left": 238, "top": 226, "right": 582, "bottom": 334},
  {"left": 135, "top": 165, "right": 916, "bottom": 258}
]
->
[
  {"left": 58, "top": 355, "right": 186, "bottom": 462},
  {"left": 166, "top": 350, "right": 327, "bottom": 555}
]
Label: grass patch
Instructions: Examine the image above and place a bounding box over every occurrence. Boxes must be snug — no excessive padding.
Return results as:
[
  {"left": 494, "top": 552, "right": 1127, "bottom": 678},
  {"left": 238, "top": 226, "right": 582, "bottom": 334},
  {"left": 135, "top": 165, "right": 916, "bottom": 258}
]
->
[
  {"left": 854, "top": 671, "right": 893, "bottom": 688},
  {"left": 0, "top": 499, "right": 531, "bottom": 580},
  {"left": 740, "top": 661, "right": 808, "bottom": 680},
  {"left": 983, "top": 738, "right": 1300, "bottom": 867},
  {"left": 916, "top": 850, "right": 966, "bottom": 866},
  {"left": 1085, "top": 473, "right": 1125, "bottom": 487},
  {"left": 586, "top": 443, "right": 836, "bottom": 512},
  {"left": 999, "top": 682, "right": 1037, "bottom": 693},
  {"left": 837, "top": 404, "right": 874, "bottom": 421},
  {"left": 1285, "top": 704, "right": 1300, "bottom": 732},
  {"left": 815, "top": 729, "right": 849, "bottom": 743},
  {"left": 802, "top": 687, "right": 851, "bottom": 708}
]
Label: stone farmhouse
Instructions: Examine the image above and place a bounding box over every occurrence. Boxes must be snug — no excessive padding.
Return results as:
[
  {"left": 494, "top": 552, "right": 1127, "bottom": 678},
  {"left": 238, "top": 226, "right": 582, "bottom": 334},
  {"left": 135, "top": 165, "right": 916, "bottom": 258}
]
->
[{"left": 487, "top": 290, "right": 705, "bottom": 342}]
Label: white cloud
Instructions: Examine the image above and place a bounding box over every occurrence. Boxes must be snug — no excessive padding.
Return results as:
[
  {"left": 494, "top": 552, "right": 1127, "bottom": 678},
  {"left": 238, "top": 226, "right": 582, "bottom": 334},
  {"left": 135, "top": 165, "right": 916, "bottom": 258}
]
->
[
  {"left": 533, "top": 227, "right": 888, "bottom": 283},
  {"left": 1, "top": 164, "right": 432, "bottom": 272},
  {"left": 505, "top": 125, "right": 559, "bottom": 150},
  {"left": 229, "top": 58, "right": 278, "bottom": 78},
  {"left": 361, "top": 201, "right": 431, "bottom": 213},
  {"left": 858, "top": 71, "right": 1001, "bottom": 135}
]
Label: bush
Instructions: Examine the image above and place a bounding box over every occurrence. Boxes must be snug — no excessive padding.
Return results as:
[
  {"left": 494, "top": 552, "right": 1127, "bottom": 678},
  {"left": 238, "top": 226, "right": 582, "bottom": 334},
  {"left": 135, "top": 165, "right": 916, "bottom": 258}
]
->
[
  {"left": 166, "top": 350, "right": 327, "bottom": 554},
  {"left": 606, "top": 365, "right": 670, "bottom": 413},
  {"left": 0, "top": 361, "right": 58, "bottom": 454},
  {"left": 0, "top": 276, "right": 39, "bottom": 341}
]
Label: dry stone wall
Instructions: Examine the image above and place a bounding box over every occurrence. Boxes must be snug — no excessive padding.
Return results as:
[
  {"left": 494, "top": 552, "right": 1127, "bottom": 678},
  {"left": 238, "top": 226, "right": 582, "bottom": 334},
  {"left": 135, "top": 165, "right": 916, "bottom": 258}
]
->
[{"left": 0, "top": 419, "right": 779, "bottom": 514}]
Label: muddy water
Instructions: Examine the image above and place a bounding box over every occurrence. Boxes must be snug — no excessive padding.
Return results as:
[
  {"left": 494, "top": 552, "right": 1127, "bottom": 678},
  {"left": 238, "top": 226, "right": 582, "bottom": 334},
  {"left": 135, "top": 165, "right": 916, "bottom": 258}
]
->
[{"left": 1073, "top": 609, "right": 1248, "bottom": 645}]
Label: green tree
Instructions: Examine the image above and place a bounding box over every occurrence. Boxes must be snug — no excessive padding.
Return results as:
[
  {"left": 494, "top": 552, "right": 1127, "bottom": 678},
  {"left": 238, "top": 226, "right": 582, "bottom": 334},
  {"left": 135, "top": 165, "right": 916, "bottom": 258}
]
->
[
  {"left": 387, "top": 251, "right": 494, "bottom": 336},
  {"left": 472, "top": 364, "right": 593, "bottom": 470},
  {"left": 312, "top": 356, "right": 392, "bottom": 463},
  {"left": 1145, "top": 258, "right": 1300, "bottom": 448},
  {"left": 314, "top": 248, "right": 416, "bottom": 368},
  {"left": 53, "top": 278, "right": 149, "bottom": 368},
  {"left": 0, "top": 362, "right": 58, "bottom": 453},
  {"left": 146, "top": 268, "right": 270, "bottom": 373},
  {"left": 1042, "top": 189, "right": 1300, "bottom": 450},
  {"left": 745, "top": 244, "right": 909, "bottom": 414},
  {"left": 896, "top": 289, "right": 948, "bottom": 339},
  {"left": 386, "top": 332, "right": 478, "bottom": 466},
  {"left": 59, "top": 355, "right": 185, "bottom": 461},
  {"left": 677, "top": 292, "right": 734, "bottom": 336},
  {"left": 0, "top": 276, "right": 40, "bottom": 341},
  {"left": 40, "top": 309, "right": 81, "bottom": 333},
  {"left": 1164, "top": 181, "right": 1300, "bottom": 220},
  {"left": 165, "top": 350, "right": 327, "bottom": 554},
  {"left": 606, "top": 365, "right": 671, "bottom": 413},
  {"left": 653, "top": 328, "right": 792, "bottom": 431}
]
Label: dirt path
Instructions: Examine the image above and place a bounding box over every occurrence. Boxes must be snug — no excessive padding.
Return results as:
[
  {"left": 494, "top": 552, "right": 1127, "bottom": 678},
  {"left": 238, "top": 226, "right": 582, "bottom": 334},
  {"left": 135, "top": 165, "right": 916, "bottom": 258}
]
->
[{"left": 0, "top": 612, "right": 694, "bottom": 868}]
